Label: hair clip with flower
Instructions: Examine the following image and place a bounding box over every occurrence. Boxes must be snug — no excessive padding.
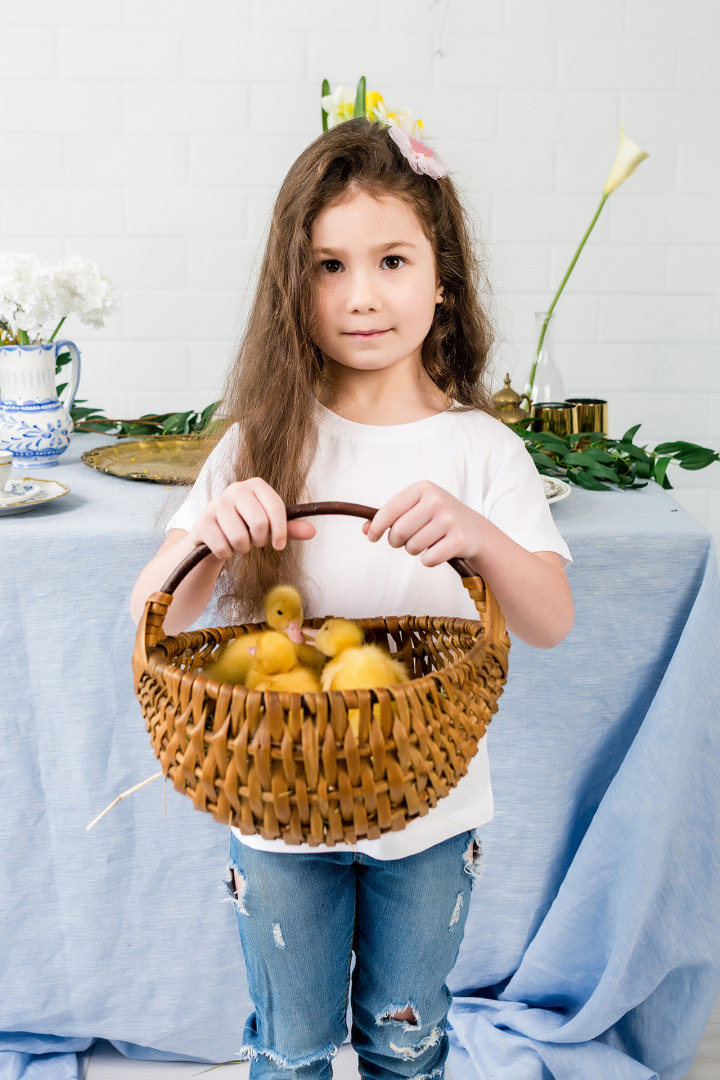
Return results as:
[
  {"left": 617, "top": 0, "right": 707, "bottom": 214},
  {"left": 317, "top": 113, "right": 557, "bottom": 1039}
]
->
[
  {"left": 321, "top": 77, "right": 449, "bottom": 181},
  {"left": 387, "top": 119, "right": 449, "bottom": 180}
]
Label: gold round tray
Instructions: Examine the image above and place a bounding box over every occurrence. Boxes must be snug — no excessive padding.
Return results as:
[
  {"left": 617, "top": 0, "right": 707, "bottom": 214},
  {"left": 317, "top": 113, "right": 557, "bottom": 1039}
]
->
[{"left": 81, "top": 436, "right": 206, "bottom": 485}]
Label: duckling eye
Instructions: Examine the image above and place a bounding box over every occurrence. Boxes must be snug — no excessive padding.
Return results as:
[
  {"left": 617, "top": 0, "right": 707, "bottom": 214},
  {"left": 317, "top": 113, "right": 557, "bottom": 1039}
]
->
[{"left": 276, "top": 609, "right": 283, "bottom": 616}]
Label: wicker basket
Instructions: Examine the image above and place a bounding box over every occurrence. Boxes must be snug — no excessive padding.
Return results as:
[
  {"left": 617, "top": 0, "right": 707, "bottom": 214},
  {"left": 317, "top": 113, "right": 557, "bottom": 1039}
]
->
[{"left": 132, "top": 501, "right": 510, "bottom": 846}]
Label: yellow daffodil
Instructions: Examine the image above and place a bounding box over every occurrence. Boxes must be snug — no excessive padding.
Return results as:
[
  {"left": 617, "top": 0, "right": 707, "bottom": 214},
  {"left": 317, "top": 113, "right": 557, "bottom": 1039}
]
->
[
  {"left": 366, "top": 90, "right": 385, "bottom": 120},
  {"left": 603, "top": 126, "right": 650, "bottom": 195},
  {"left": 525, "top": 127, "right": 649, "bottom": 408}
]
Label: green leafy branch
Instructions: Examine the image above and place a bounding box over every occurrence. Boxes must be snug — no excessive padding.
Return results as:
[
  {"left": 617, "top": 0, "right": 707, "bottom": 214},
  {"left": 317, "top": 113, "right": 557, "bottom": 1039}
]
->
[
  {"left": 512, "top": 421, "right": 719, "bottom": 491},
  {"left": 70, "top": 400, "right": 220, "bottom": 438},
  {"left": 56, "top": 350, "right": 220, "bottom": 439}
]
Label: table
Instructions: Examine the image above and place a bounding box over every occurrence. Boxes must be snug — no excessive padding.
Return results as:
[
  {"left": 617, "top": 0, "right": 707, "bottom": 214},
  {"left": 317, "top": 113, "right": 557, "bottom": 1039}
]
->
[{"left": 1, "top": 433, "right": 719, "bottom": 1080}]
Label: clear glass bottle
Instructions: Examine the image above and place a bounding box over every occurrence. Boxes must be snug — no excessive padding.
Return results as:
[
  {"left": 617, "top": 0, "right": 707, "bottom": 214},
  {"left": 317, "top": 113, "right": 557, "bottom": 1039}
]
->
[{"left": 526, "top": 311, "right": 566, "bottom": 404}]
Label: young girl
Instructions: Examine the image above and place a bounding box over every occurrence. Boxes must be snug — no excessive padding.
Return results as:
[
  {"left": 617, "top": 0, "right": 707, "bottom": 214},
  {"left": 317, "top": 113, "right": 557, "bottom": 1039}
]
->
[{"left": 131, "top": 118, "right": 573, "bottom": 1080}]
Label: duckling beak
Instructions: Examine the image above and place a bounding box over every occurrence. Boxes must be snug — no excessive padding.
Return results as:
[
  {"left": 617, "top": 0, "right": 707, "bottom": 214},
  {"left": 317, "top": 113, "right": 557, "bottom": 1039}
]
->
[{"left": 285, "top": 622, "right": 304, "bottom": 644}]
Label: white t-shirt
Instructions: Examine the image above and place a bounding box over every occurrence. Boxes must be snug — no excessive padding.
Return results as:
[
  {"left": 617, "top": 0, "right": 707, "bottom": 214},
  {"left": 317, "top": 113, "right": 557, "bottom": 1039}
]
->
[{"left": 166, "top": 402, "right": 571, "bottom": 859}]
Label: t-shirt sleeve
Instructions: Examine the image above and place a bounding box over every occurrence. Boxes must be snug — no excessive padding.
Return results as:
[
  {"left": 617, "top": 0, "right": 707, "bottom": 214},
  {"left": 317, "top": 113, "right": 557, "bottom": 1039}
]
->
[
  {"left": 483, "top": 428, "right": 572, "bottom": 566},
  {"left": 165, "top": 426, "right": 240, "bottom": 534}
]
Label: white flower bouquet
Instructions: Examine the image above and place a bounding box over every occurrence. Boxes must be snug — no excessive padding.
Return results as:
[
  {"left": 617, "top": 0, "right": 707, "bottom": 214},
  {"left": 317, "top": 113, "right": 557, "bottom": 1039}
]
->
[{"left": 0, "top": 252, "right": 118, "bottom": 346}]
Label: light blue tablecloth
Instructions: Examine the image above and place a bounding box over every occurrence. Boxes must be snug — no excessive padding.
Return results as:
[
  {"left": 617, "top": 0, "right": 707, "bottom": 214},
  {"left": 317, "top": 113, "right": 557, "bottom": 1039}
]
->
[{"left": 1, "top": 434, "right": 718, "bottom": 1080}]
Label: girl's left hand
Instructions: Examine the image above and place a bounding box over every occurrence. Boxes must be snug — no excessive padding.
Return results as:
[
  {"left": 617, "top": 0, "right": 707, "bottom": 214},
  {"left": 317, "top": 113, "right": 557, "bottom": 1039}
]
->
[{"left": 364, "top": 481, "right": 484, "bottom": 567}]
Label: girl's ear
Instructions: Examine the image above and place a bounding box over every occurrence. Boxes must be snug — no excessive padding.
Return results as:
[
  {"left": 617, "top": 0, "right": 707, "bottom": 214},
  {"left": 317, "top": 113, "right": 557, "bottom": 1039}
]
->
[{"left": 436, "top": 284, "right": 445, "bottom": 304}]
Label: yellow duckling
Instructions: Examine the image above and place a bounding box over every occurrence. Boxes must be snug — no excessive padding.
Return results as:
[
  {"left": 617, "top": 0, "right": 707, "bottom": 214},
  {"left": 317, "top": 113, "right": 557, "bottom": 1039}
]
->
[
  {"left": 245, "top": 632, "right": 320, "bottom": 694},
  {"left": 316, "top": 619, "right": 410, "bottom": 737},
  {"left": 265, "top": 584, "right": 305, "bottom": 643},
  {"left": 315, "top": 618, "right": 364, "bottom": 663},
  {"left": 202, "top": 633, "right": 261, "bottom": 685},
  {"left": 269, "top": 584, "right": 327, "bottom": 677},
  {"left": 203, "top": 584, "right": 315, "bottom": 685}
]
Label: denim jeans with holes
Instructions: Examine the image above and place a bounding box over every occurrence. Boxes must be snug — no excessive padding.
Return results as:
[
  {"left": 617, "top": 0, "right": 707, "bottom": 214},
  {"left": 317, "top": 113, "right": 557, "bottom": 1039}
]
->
[{"left": 226, "top": 828, "right": 482, "bottom": 1080}]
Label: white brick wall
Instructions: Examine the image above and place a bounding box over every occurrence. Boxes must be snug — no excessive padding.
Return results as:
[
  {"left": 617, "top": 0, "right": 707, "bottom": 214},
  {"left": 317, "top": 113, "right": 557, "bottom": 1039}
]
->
[{"left": 0, "top": 0, "right": 718, "bottom": 558}]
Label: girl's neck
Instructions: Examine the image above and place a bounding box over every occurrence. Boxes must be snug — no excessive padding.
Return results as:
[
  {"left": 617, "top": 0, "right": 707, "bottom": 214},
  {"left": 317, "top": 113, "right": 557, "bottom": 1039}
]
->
[{"left": 317, "top": 362, "right": 451, "bottom": 426}]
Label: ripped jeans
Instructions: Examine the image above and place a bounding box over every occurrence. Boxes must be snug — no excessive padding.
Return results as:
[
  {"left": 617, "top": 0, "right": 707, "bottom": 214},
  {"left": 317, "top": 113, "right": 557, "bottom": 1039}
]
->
[{"left": 226, "top": 828, "right": 482, "bottom": 1080}]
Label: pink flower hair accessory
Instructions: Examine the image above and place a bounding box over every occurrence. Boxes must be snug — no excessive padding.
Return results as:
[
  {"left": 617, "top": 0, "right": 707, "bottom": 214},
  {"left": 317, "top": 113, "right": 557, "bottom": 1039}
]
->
[{"left": 387, "top": 120, "right": 449, "bottom": 180}]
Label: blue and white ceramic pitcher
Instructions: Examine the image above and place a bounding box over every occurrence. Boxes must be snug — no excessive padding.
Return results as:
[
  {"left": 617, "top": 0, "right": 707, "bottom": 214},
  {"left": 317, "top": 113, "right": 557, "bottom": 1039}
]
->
[{"left": 0, "top": 341, "right": 81, "bottom": 467}]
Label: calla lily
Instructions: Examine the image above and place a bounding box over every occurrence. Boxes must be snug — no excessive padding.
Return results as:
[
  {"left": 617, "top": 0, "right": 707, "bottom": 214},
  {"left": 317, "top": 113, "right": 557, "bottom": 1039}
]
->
[
  {"left": 603, "top": 126, "right": 649, "bottom": 195},
  {"left": 525, "top": 127, "right": 649, "bottom": 408}
]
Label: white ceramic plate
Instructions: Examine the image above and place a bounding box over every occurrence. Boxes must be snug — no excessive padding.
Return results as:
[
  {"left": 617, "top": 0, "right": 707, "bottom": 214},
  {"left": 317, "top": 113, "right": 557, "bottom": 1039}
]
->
[
  {"left": 0, "top": 477, "right": 70, "bottom": 516},
  {"left": 543, "top": 477, "right": 571, "bottom": 504}
]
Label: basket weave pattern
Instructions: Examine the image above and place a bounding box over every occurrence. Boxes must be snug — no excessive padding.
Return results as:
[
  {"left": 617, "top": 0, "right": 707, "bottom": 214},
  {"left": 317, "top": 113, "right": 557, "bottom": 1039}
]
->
[{"left": 133, "top": 506, "right": 510, "bottom": 846}]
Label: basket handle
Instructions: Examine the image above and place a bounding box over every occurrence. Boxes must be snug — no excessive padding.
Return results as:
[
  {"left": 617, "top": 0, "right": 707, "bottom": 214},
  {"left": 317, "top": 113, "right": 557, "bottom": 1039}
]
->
[
  {"left": 132, "top": 501, "right": 505, "bottom": 689},
  {"left": 160, "top": 501, "right": 477, "bottom": 594}
]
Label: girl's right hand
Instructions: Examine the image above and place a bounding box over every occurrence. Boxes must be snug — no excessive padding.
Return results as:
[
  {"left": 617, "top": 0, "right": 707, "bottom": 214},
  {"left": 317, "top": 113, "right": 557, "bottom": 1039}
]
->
[{"left": 185, "top": 477, "right": 315, "bottom": 561}]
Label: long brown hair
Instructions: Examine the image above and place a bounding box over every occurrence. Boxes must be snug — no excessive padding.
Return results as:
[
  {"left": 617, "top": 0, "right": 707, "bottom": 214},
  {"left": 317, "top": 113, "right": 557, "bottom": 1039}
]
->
[{"left": 212, "top": 118, "right": 497, "bottom": 620}]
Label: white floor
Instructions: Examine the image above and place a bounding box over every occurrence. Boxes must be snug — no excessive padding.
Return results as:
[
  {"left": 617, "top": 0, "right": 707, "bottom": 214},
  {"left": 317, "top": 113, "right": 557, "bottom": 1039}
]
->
[
  {"left": 81, "top": 1042, "right": 350, "bottom": 1080},
  {"left": 80, "top": 995, "right": 719, "bottom": 1080}
]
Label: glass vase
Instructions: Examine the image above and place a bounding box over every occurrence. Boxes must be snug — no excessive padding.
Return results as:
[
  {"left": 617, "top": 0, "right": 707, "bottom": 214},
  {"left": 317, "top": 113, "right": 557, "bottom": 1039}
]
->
[{"left": 526, "top": 311, "right": 566, "bottom": 405}]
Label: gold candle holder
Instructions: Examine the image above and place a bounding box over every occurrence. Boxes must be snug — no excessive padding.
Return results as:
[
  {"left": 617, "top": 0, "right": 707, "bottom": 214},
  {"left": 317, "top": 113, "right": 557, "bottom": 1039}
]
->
[
  {"left": 564, "top": 398, "right": 608, "bottom": 435},
  {"left": 531, "top": 401, "right": 579, "bottom": 439}
]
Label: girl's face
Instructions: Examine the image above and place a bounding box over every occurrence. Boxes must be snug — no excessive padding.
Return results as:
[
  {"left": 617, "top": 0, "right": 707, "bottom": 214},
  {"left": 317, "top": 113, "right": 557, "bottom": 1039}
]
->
[{"left": 310, "top": 189, "right": 443, "bottom": 382}]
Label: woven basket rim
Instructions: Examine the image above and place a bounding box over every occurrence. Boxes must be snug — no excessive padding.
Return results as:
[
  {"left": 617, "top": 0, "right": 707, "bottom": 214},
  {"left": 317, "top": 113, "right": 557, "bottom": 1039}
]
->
[{"left": 145, "top": 613, "right": 496, "bottom": 702}]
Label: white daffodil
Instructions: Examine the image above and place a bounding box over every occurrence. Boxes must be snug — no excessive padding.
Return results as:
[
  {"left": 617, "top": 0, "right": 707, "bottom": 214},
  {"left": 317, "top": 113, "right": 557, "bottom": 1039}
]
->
[
  {"left": 320, "top": 85, "right": 357, "bottom": 128},
  {"left": 373, "top": 100, "right": 423, "bottom": 139},
  {"left": 603, "top": 126, "right": 649, "bottom": 195}
]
